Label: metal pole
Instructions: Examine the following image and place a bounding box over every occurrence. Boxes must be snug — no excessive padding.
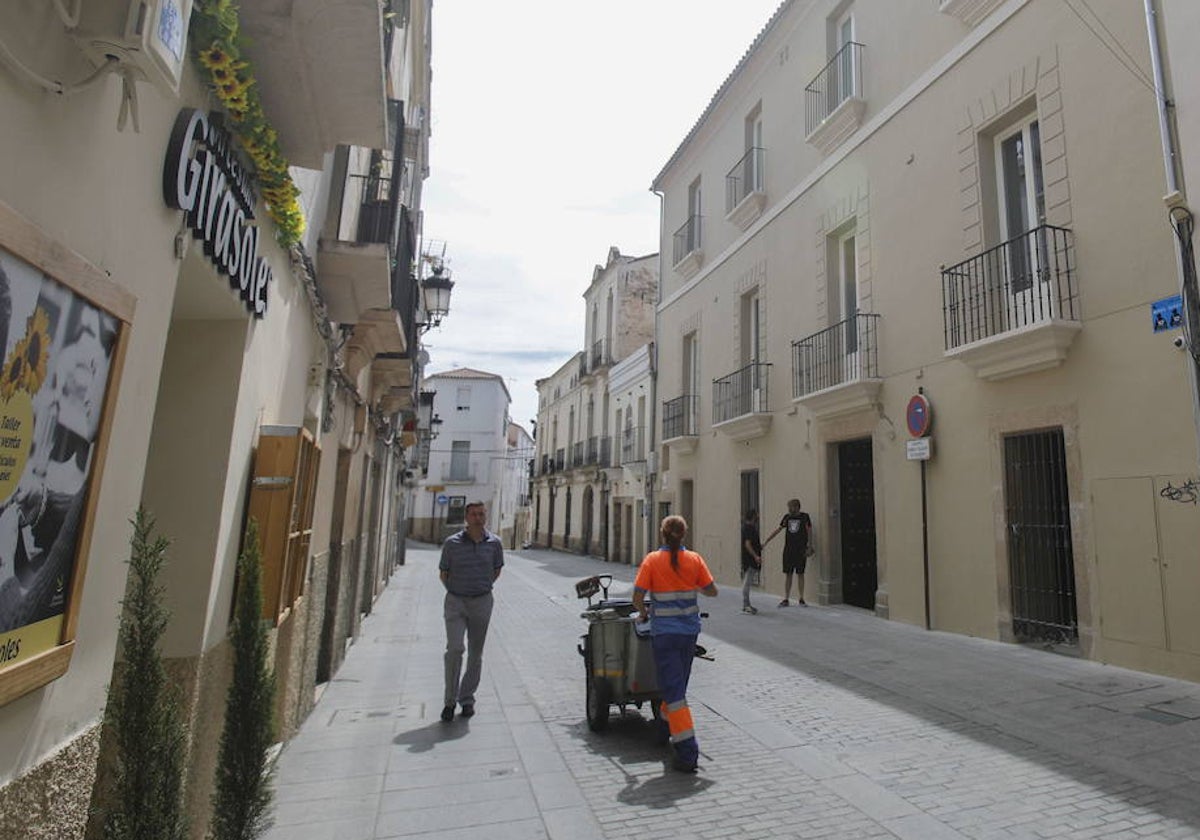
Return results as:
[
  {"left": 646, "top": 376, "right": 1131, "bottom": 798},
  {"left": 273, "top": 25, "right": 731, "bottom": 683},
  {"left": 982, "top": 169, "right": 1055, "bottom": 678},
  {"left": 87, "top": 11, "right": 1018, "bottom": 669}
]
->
[
  {"left": 921, "top": 458, "right": 931, "bottom": 631},
  {"left": 1146, "top": 0, "right": 1200, "bottom": 465}
]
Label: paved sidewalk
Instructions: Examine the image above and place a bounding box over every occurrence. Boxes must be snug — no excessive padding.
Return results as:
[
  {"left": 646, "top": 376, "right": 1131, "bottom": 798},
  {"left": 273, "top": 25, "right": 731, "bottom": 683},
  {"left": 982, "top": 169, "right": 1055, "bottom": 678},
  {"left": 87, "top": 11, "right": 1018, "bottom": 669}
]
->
[{"left": 264, "top": 545, "right": 1200, "bottom": 840}]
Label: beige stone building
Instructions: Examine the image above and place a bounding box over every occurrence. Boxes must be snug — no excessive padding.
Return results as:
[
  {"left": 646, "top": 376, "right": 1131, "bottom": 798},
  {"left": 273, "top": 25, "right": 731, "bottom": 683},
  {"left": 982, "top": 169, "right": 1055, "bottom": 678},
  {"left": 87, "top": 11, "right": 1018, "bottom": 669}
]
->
[
  {"left": 653, "top": 0, "right": 1200, "bottom": 680},
  {"left": 532, "top": 247, "right": 657, "bottom": 558},
  {"left": 0, "top": 2, "right": 436, "bottom": 837}
]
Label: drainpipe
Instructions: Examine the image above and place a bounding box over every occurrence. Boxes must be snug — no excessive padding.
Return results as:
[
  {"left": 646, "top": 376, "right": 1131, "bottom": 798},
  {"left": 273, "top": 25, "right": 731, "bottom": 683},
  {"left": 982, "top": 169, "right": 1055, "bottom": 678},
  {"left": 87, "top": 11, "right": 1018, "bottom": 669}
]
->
[
  {"left": 646, "top": 340, "right": 657, "bottom": 562},
  {"left": 1145, "top": 0, "right": 1200, "bottom": 466}
]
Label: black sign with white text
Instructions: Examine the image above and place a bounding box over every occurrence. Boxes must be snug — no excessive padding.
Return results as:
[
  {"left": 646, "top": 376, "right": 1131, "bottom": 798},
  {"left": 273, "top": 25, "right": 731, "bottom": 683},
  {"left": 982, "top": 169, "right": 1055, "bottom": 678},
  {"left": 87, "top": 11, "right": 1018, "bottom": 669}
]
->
[{"left": 163, "top": 108, "right": 272, "bottom": 318}]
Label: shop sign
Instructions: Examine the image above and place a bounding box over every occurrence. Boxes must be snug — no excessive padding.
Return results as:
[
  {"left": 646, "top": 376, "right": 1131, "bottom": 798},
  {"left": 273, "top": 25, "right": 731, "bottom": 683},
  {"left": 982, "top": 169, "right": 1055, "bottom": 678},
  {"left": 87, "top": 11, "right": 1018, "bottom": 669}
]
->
[{"left": 163, "top": 108, "right": 271, "bottom": 318}]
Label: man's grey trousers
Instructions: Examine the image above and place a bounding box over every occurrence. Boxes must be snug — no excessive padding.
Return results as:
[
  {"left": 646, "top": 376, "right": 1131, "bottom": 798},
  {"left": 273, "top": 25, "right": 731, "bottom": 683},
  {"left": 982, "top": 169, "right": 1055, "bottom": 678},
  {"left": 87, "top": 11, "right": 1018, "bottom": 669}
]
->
[{"left": 443, "top": 591, "right": 494, "bottom": 707}]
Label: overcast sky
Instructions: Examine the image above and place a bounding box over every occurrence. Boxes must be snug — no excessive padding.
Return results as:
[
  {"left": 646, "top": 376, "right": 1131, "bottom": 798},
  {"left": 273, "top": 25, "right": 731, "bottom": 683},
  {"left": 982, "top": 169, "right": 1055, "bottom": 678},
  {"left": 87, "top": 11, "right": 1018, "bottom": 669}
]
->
[{"left": 420, "top": 0, "right": 785, "bottom": 431}]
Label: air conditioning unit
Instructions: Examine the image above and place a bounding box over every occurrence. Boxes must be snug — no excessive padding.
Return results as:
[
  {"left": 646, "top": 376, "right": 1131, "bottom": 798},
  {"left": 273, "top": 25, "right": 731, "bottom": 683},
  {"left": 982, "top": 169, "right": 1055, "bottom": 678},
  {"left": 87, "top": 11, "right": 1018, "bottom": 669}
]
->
[{"left": 76, "top": 0, "right": 194, "bottom": 95}]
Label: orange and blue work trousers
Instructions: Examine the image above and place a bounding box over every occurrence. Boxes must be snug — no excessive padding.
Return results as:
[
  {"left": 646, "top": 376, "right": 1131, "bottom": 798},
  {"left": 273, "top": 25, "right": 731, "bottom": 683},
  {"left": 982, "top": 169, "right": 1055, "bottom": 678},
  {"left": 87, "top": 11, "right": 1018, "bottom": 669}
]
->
[{"left": 652, "top": 633, "right": 699, "bottom": 764}]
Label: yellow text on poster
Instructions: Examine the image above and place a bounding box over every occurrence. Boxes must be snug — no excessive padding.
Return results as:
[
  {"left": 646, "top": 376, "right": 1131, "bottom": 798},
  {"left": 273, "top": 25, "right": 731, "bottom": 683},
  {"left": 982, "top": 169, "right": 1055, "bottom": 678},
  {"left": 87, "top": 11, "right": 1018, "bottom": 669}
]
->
[
  {"left": 0, "top": 389, "right": 32, "bottom": 501},
  {"left": 0, "top": 614, "right": 63, "bottom": 673}
]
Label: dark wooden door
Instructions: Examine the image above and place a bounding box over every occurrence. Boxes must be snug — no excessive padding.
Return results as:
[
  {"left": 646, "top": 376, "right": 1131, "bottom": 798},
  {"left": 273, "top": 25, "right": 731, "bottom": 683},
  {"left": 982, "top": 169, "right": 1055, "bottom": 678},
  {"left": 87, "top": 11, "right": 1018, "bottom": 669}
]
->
[{"left": 838, "top": 438, "right": 877, "bottom": 610}]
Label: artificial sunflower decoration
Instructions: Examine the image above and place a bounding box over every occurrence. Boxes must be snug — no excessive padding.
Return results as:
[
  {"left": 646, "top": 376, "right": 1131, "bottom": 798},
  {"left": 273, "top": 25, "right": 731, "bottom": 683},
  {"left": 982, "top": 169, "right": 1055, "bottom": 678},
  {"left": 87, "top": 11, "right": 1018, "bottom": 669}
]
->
[
  {"left": 1, "top": 348, "right": 26, "bottom": 402},
  {"left": 19, "top": 308, "right": 51, "bottom": 394},
  {"left": 190, "top": 0, "right": 307, "bottom": 247}
]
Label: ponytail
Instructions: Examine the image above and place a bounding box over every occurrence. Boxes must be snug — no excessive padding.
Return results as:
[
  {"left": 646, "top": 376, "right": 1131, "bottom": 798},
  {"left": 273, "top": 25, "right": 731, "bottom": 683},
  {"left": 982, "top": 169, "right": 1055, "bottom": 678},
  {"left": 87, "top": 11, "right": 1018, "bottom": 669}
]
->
[{"left": 660, "top": 515, "right": 688, "bottom": 571}]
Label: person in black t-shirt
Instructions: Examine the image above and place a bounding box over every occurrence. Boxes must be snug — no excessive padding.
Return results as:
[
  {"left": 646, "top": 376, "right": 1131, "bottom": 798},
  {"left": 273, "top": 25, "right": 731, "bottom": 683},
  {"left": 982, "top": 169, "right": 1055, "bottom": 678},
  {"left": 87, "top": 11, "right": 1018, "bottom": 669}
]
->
[{"left": 762, "top": 499, "right": 813, "bottom": 607}]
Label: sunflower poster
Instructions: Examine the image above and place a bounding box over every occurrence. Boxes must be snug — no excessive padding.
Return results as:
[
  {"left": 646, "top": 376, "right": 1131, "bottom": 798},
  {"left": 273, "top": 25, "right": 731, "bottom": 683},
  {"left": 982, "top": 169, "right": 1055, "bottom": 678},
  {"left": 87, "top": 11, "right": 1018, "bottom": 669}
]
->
[{"left": 0, "top": 246, "right": 118, "bottom": 673}]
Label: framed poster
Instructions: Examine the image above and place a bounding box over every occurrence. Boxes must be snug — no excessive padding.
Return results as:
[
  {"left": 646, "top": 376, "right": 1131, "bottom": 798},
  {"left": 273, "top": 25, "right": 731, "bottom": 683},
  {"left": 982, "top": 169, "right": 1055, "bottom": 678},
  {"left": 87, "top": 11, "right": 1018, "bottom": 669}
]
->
[{"left": 0, "top": 201, "right": 133, "bottom": 707}]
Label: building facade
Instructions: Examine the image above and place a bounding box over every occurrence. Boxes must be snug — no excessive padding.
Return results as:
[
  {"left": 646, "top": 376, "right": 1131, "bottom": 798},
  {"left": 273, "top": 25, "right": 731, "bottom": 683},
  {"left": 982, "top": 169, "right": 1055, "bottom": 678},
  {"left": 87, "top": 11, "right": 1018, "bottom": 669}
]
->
[
  {"left": 653, "top": 0, "right": 1200, "bottom": 680},
  {"left": 0, "top": 3, "right": 436, "bottom": 838},
  {"left": 498, "top": 421, "right": 535, "bottom": 549},
  {"left": 608, "top": 343, "right": 658, "bottom": 565},
  {"left": 532, "top": 248, "right": 657, "bottom": 558},
  {"left": 410, "top": 368, "right": 513, "bottom": 543}
]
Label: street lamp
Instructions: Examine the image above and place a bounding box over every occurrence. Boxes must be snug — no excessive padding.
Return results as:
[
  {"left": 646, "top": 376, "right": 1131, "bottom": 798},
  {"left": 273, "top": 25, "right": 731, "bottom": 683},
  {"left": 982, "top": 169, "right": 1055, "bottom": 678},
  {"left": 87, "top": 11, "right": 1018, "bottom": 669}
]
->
[{"left": 420, "top": 263, "right": 454, "bottom": 330}]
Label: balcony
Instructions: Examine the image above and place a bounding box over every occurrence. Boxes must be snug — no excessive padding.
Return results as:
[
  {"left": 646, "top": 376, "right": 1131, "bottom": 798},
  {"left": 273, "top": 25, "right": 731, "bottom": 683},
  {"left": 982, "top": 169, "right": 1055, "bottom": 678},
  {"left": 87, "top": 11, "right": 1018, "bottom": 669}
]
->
[
  {"left": 237, "top": 0, "right": 388, "bottom": 169},
  {"left": 540, "top": 454, "right": 555, "bottom": 476},
  {"left": 712, "top": 363, "right": 772, "bottom": 441},
  {"left": 571, "top": 441, "right": 585, "bottom": 468},
  {"left": 725, "top": 147, "right": 766, "bottom": 231},
  {"left": 318, "top": 114, "right": 405, "bottom": 323},
  {"left": 939, "top": 0, "right": 1006, "bottom": 26},
  {"left": 942, "top": 225, "right": 1080, "bottom": 381},
  {"left": 555, "top": 449, "right": 566, "bottom": 472},
  {"left": 441, "top": 466, "right": 476, "bottom": 484},
  {"left": 618, "top": 426, "right": 646, "bottom": 466},
  {"left": 672, "top": 215, "right": 704, "bottom": 280},
  {"left": 792, "top": 314, "right": 882, "bottom": 420},
  {"left": 585, "top": 436, "right": 600, "bottom": 465},
  {"left": 805, "top": 42, "right": 866, "bottom": 156},
  {"left": 599, "top": 436, "right": 612, "bottom": 468},
  {"left": 662, "top": 394, "right": 699, "bottom": 454}
]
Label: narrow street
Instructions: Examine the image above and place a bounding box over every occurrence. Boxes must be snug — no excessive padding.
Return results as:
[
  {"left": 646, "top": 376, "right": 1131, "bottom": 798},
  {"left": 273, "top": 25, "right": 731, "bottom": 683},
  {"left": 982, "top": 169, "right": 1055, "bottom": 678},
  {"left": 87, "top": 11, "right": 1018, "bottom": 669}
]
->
[{"left": 266, "top": 545, "right": 1200, "bottom": 840}]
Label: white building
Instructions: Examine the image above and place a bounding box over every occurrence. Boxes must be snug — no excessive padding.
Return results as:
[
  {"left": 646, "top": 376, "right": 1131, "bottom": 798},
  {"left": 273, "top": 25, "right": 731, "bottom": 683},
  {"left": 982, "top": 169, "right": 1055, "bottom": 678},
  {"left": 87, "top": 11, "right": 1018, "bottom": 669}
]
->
[
  {"left": 607, "top": 342, "right": 657, "bottom": 564},
  {"left": 498, "top": 422, "right": 535, "bottom": 549},
  {"left": 413, "top": 368, "right": 512, "bottom": 541}
]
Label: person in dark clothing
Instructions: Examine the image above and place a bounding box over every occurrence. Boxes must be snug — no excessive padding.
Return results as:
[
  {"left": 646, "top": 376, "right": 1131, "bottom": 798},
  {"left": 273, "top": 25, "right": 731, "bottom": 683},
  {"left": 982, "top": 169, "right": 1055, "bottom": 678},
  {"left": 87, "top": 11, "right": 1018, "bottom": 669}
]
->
[
  {"left": 740, "top": 509, "right": 762, "bottom": 614},
  {"left": 762, "top": 498, "right": 813, "bottom": 606}
]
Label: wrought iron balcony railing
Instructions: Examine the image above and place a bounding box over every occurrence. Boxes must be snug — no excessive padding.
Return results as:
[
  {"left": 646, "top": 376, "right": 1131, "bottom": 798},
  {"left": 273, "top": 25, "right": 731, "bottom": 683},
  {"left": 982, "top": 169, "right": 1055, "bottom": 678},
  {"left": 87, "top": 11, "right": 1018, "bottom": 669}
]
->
[
  {"left": 571, "top": 441, "right": 585, "bottom": 467},
  {"left": 713, "top": 363, "right": 771, "bottom": 425},
  {"left": 941, "top": 225, "right": 1077, "bottom": 350},
  {"left": 805, "top": 42, "right": 864, "bottom": 136},
  {"left": 672, "top": 215, "right": 703, "bottom": 266},
  {"left": 791, "top": 313, "right": 881, "bottom": 398},
  {"left": 585, "top": 436, "right": 599, "bottom": 464},
  {"left": 598, "top": 436, "right": 612, "bottom": 468},
  {"left": 554, "top": 449, "right": 565, "bottom": 471},
  {"left": 662, "top": 394, "right": 699, "bottom": 440},
  {"left": 726, "top": 147, "right": 765, "bottom": 214},
  {"left": 591, "top": 340, "right": 606, "bottom": 370}
]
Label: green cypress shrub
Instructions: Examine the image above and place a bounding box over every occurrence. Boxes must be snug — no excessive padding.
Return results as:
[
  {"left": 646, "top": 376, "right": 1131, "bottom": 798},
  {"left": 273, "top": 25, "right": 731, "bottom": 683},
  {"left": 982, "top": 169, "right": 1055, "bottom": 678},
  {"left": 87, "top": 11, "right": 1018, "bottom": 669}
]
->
[
  {"left": 103, "top": 508, "right": 188, "bottom": 840},
  {"left": 209, "top": 519, "right": 276, "bottom": 840}
]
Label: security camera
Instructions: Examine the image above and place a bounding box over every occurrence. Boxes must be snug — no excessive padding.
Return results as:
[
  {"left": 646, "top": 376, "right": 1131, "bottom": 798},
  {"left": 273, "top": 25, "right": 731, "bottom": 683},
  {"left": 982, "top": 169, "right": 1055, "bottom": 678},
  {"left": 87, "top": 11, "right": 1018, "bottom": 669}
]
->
[{"left": 1174, "top": 335, "right": 1187, "bottom": 350}]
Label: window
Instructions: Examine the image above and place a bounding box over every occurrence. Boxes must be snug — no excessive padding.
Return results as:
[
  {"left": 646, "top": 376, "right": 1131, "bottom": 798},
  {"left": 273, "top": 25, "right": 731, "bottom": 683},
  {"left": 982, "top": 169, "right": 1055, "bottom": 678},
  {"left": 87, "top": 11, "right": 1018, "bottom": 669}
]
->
[
  {"left": 446, "top": 495, "right": 467, "bottom": 526},
  {"left": 246, "top": 427, "right": 321, "bottom": 622},
  {"left": 835, "top": 10, "right": 856, "bottom": 105},
  {"left": 745, "top": 106, "right": 763, "bottom": 193},
  {"left": 683, "top": 331, "right": 700, "bottom": 397},
  {"left": 995, "top": 115, "right": 1046, "bottom": 293},
  {"left": 687, "top": 178, "right": 703, "bottom": 252},
  {"left": 740, "top": 289, "right": 764, "bottom": 366},
  {"left": 449, "top": 440, "right": 471, "bottom": 481},
  {"left": 456, "top": 386, "right": 471, "bottom": 411}
]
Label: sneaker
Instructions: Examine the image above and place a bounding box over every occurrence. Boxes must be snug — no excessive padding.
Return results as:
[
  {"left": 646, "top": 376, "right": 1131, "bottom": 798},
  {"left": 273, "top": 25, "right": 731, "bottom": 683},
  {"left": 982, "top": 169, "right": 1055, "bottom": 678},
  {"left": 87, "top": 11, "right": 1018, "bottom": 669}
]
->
[
  {"left": 742, "top": 605, "right": 758, "bottom": 614},
  {"left": 797, "top": 599, "right": 807, "bottom": 606},
  {"left": 777, "top": 599, "right": 789, "bottom": 608},
  {"left": 440, "top": 705, "right": 455, "bottom": 722},
  {"left": 460, "top": 703, "right": 475, "bottom": 718}
]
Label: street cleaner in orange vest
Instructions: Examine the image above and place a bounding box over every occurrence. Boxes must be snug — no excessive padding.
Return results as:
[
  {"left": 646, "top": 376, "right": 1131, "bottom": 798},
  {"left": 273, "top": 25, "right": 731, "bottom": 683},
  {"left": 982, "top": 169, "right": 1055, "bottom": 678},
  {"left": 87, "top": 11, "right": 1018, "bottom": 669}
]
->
[{"left": 632, "top": 515, "right": 718, "bottom": 773}]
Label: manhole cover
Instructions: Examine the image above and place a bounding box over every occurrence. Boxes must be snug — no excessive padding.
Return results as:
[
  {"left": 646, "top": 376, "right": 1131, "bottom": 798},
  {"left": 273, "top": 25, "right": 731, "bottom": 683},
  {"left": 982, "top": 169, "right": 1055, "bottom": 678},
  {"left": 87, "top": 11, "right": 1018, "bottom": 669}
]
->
[
  {"left": 1133, "top": 708, "right": 1188, "bottom": 726},
  {"left": 328, "top": 705, "right": 420, "bottom": 724},
  {"left": 1060, "top": 676, "right": 1162, "bottom": 696},
  {"left": 1147, "top": 698, "right": 1200, "bottom": 720}
]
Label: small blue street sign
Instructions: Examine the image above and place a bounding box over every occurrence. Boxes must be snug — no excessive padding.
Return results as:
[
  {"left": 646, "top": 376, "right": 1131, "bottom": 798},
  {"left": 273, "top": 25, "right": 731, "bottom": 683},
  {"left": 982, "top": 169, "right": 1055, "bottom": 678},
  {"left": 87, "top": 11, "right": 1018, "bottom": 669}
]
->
[
  {"left": 436, "top": 493, "right": 449, "bottom": 505},
  {"left": 1152, "top": 294, "right": 1183, "bottom": 333}
]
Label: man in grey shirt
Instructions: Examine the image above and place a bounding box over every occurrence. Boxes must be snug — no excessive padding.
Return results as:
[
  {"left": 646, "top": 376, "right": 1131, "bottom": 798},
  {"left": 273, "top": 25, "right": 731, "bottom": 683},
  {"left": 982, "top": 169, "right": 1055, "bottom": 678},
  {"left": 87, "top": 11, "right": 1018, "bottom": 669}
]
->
[{"left": 439, "top": 501, "right": 504, "bottom": 722}]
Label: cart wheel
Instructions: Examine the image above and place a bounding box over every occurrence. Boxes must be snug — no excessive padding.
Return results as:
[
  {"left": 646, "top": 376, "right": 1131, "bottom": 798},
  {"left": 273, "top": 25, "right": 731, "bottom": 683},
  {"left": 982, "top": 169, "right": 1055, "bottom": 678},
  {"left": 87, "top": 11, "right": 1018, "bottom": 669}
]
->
[{"left": 585, "top": 666, "right": 610, "bottom": 732}]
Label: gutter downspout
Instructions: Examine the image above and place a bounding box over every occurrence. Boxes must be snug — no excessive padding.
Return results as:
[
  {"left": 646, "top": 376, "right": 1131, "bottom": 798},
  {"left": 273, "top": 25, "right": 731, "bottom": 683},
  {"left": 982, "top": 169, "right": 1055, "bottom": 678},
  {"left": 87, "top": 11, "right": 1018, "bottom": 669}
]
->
[{"left": 1146, "top": 0, "right": 1200, "bottom": 466}]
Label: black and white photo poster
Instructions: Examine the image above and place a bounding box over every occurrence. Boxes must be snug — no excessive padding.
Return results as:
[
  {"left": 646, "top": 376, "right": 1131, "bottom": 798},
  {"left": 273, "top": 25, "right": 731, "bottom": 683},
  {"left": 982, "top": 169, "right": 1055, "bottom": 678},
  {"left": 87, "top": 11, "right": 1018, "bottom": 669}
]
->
[{"left": 0, "top": 246, "right": 118, "bottom": 671}]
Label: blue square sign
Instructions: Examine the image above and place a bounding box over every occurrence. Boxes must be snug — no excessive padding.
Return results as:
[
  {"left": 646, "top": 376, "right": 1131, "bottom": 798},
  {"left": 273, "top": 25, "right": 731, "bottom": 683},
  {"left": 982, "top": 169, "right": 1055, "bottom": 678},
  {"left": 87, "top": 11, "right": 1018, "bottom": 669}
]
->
[{"left": 1152, "top": 294, "right": 1183, "bottom": 333}]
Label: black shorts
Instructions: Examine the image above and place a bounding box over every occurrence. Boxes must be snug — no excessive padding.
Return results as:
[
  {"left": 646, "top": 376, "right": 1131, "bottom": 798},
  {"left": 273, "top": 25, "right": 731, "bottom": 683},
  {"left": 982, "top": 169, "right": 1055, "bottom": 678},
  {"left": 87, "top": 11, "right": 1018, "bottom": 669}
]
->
[{"left": 783, "top": 552, "right": 807, "bottom": 574}]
